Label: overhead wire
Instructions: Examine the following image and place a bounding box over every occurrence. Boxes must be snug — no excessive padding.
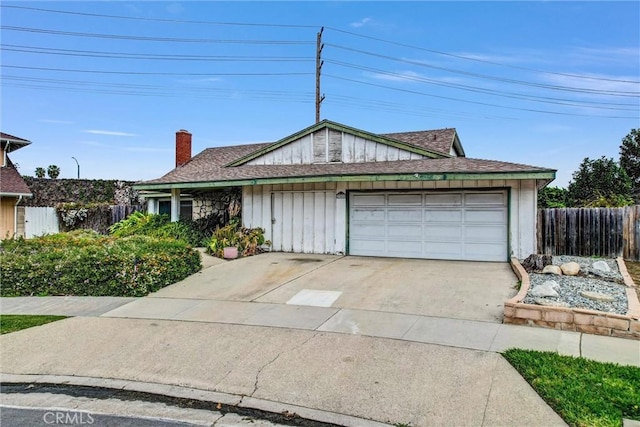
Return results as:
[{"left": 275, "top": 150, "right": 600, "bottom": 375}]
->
[
  {"left": 324, "top": 74, "right": 638, "bottom": 119},
  {"left": 1, "top": 26, "right": 314, "bottom": 45},
  {"left": 1, "top": 5, "right": 638, "bottom": 120},
  {"left": 1, "top": 44, "right": 314, "bottom": 62}
]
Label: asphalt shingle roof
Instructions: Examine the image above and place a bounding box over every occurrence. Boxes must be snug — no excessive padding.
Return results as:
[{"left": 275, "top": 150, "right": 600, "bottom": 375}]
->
[
  {"left": 1, "top": 158, "right": 32, "bottom": 196},
  {"left": 141, "top": 143, "right": 554, "bottom": 186},
  {"left": 381, "top": 128, "right": 457, "bottom": 156}
]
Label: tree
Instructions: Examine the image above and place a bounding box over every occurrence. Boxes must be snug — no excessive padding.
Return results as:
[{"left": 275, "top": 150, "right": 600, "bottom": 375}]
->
[
  {"left": 567, "top": 156, "right": 632, "bottom": 207},
  {"left": 34, "top": 167, "right": 46, "bottom": 178},
  {"left": 538, "top": 186, "right": 568, "bottom": 208},
  {"left": 619, "top": 129, "right": 640, "bottom": 196},
  {"left": 47, "top": 165, "right": 61, "bottom": 179}
]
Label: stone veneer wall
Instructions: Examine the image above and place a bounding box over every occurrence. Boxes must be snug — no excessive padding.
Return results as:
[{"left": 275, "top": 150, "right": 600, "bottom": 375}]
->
[{"left": 504, "top": 257, "right": 640, "bottom": 340}]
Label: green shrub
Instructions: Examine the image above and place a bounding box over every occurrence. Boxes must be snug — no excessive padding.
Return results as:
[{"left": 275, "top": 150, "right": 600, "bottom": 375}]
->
[
  {"left": 109, "top": 212, "right": 208, "bottom": 247},
  {"left": 207, "top": 223, "right": 270, "bottom": 258},
  {"left": 0, "top": 232, "right": 201, "bottom": 297}
]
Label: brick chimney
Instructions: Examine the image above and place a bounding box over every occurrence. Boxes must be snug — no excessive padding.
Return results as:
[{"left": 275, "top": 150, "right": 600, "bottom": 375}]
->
[{"left": 175, "top": 129, "right": 192, "bottom": 167}]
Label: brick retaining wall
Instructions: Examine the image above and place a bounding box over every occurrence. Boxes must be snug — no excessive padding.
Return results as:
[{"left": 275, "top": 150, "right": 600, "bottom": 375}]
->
[{"left": 504, "top": 257, "right": 640, "bottom": 340}]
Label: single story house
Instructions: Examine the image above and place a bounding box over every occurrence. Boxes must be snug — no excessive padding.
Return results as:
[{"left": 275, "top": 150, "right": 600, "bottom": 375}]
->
[
  {"left": 135, "top": 120, "right": 555, "bottom": 261},
  {"left": 1, "top": 132, "right": 33, "bottom": 238}
]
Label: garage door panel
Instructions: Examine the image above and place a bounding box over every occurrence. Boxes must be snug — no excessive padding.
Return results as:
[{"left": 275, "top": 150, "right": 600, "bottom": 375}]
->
[
  {"left": 425, "top": 209, "right": 463, "bottom": 222},
  {"left": 388, "top": 194, "right": 422, "bottom": 205},
  {"left": 464, "top": 243, "right": 506, "bottom": 261},
  {"left": 424, "top": 224, "right": 462, "bottom": 239},
  {"left": 388, "top": 240, "right": 422, "bottom": 254},
  {"left": 352, "top": 208, "right": 385, "bottom": 221},
  {"left": 424, "top": 242, "right": 464, "bottom": 258},
  {"left": 388, "top": 224, "right": 422, "bottom": 238},
  {"left": 349, "top": 191, "right": 507, "bottom": 261},
  {"left": 424, "top": 194, "right": 462, "bottom": 206},
  {"left": 388, "top": 209, "right": 422, "bottom": 221},
  {"left": 465, "top": 192, "right": 505, "bottom": 205},
  {"left": 464, "top": 209, "right": 506, "bottom": 223},
  {"left": 350, "top": 223, "right": 385, "bottom": 237},
  {"left": 350, "top": 240, "right": 386, "bottom": 254},
  {"left": 352, "top": 195, "right": 386, "bottom": 206},
  {"left": 465, "top": 225, "right": 506, "bottom": 241}
]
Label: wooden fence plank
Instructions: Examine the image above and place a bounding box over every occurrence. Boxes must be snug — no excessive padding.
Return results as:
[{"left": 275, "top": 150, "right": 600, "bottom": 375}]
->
[{"left": 537, "top": 206, "right": 639, "bottom": 260}]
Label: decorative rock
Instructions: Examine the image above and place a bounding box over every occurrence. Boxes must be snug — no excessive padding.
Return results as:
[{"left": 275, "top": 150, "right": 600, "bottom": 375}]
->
[
  {"left": 530, "top": 281, "right": 560, "bottom": 298},
  {"left": 592, "top": 260, "right": 611, "bottom": 273},
  {"left": 561, "top": 262, "right": 580, "bottom": 276},
  {"left": 542, "top": 265, "right": 563, "bottom": 275},
  {"left": 534, "top": 298, "right": 570, "bottom": 308},
  {"left": 580, "top": 291, "right": 615, "bottom": 302}
]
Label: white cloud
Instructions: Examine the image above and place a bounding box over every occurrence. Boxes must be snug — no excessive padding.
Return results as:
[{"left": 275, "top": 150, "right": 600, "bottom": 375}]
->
[
  {"left": 83, "top": 130, "right": 137, "bottom": 137},
  {"left": 542, "top": 73, "right": 640, "bottom": 97},
  {"left": 350, "top": 17, "right": 372, "bottom": 28}
]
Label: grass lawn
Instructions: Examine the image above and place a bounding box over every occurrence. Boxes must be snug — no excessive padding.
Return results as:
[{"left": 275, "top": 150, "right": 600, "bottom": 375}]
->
[
  {"left": 503, "top": 349, "right": 640, "bottom": 427},
  {"left": 0, "top": 315, "right": 67, "bottom": 335}
]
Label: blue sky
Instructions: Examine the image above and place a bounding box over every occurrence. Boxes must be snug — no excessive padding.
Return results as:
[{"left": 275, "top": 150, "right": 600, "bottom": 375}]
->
[{"left": 2, "top": 1, "right": 638, "bottom": 187}]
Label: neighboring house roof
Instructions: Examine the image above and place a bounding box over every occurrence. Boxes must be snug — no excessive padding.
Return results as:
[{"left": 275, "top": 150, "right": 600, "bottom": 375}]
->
[
  {"left": 381, "top": 128, "right": 465, "bottom": 157},
  {"left": 135, "top": 120, "right": 555, "bottom": 190},
  {"left": 1, "top": 158, "right": 32, "bottom": 196},
  {"left": 1, "top": 132, "right": 31, "bottom": 152}
]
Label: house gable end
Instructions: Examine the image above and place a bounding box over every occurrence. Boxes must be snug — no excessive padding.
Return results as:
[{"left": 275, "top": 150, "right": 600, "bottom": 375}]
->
[{"left": 227, "top": 120, "right": 450, "bottom": 167}]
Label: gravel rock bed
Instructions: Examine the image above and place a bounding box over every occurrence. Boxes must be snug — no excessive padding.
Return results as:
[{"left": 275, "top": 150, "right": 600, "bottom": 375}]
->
[{"left": 522, "top": 256, "right": 628, "bottom": 315}]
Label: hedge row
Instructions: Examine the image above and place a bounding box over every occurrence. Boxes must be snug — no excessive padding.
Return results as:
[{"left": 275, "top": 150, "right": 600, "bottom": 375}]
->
[{"left": 0, "top": 231, "right": 201, "bottom": 297}]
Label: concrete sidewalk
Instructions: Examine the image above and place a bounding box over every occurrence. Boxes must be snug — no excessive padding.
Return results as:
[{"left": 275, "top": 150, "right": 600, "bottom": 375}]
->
[
  {"left": 2, "top": 296, "right": 637, "bottom": 366},
  {"left": 1, "top": 316, "right": 566, "bottom": 427}
]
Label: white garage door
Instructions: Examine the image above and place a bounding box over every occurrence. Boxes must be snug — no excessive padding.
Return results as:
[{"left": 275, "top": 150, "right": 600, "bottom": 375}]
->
[{"left": 349, "top": 191, "right": 508, "bottom": 261}]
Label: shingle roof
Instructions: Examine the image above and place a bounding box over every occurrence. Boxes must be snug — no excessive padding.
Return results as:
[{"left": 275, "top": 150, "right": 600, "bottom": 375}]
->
[
  {"left": 1, "top": 158, "right": 32, "bottom": 196},
  {"left": 140, "top": 143, "right": 554, "bottom": 186},
  {"left": 1, "top": 132, "right": 31, "bottom": 152},
  {"left": 381, "top": 128, "right": 458, "bottom": 156},
  {"left": 0, "top": 132, "right": 30, "bottom": 143}
]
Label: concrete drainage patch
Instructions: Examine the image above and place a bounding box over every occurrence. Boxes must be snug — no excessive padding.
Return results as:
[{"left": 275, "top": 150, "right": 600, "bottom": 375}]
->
[{"left": 287, "top": 290, "right": 342, "bottom": 308}]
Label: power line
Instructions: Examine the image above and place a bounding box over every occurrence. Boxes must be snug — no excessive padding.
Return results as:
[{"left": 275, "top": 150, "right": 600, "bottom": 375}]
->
[
  {"left": 2, "top": 65, "right": 313, "bottom": 77},
  {"left": 1, "top": 44, "right": 314, "bottom": 62},
  {"left": 1, "top": 4, "right": 318, "bottom": 29},
  {"left": 326, "top": 44, "right": 640, "bottom": 97},
  {"left": 325, "top": 59, "right": 639, "bottom": 110},
  {"left": 324, "top": 26, "right": 640, "bottom": 85},
  {"left": 1, "top": 26, "right": 314, "bottom": 44},
  {"left": 325, "top": 74, "right": 638, "bottom": 119}
]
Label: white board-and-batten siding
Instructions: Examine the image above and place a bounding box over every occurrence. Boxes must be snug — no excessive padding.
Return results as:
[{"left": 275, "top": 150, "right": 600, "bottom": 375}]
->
[
  {"left": 241, "top": 179, "right": 538, "bottom": 259},
  {"left": 245, "top": 129, "right": 425, "bottom": 166}
]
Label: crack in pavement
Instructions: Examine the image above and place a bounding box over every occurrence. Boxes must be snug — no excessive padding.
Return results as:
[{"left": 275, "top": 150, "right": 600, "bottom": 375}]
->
[
  {"left": 480, "top": 355, "right": 500, "bottom": 427},
  {"left": 249, "top": 332, "right": 319, "bottom": 398}
]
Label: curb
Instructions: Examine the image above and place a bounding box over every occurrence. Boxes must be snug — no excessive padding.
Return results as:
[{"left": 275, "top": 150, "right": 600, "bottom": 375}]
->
[{"left": 0, "top": 373, "right": 392, "bottom": 427}]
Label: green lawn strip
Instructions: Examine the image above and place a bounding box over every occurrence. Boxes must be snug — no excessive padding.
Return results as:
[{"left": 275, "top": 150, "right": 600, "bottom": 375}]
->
[
  {"left": 0, "top": 315, "right": 68, "bottom": 334},
  {"left": 503, "top": 349, "right": 640, "bottom": 427}
]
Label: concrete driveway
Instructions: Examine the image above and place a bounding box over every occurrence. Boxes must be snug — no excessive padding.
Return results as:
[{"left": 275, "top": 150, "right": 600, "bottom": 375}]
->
[{"left": 151, "top": 252, "right": 518, "bottom": 323}]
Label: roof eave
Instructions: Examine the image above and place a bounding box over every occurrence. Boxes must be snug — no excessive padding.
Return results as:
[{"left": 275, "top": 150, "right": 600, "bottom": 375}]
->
[
  {"left": 134, "top": 170, "right": 556, "bottom": 191},
  {"left": 0, "top": 192, "right": 33, "bottom": 197}
]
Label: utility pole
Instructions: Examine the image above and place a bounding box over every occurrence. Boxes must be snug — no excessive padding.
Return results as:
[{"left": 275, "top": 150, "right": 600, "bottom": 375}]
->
[{"left": 315, "top": 27, "right": 325, "bottom": 123}]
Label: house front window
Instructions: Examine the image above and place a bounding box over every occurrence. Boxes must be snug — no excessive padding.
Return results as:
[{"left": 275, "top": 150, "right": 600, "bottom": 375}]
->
[{"left": 158, "top": 200, "right": 193, "bottom": 220}]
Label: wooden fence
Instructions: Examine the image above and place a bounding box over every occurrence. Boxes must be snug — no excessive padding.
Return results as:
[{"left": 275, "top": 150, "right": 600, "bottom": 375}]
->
[{"left": 537, "top": 206, "right": 640, "bottom": 260}]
